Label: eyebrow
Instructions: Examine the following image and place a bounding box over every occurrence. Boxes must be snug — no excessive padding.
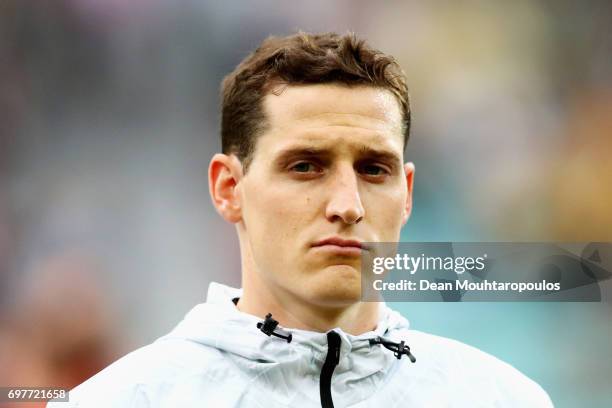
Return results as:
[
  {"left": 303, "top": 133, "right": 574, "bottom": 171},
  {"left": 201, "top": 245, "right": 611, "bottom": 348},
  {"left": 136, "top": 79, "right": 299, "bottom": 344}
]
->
[
  {"left": 273, "top": 145, "right": 402, "bottom": 168},
  {"left": 273, "top": 147, "right": 332, "bottom": 167},
  {"left": 357, "top": 147, "right": 402, "bottom": 167}
]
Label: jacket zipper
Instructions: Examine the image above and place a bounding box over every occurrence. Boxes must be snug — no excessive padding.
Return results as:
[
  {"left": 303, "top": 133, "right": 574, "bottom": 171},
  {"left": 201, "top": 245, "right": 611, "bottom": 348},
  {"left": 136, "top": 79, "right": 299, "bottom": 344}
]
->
[{"left": 320, "top": 331, "right": 341, "bottom": 408}]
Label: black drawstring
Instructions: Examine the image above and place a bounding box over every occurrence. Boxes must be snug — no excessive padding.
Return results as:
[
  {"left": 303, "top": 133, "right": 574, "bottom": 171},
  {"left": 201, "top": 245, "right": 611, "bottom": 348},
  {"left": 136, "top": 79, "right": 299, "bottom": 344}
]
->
[
  {"left": 257, "top": 313, "right": 293, "bottom": 343},
  {"left": 369, "top": 336, "right": 416, "bottom": 362},
  {"left": 255, "top": 314, "right": 415, "bottom": 363}
]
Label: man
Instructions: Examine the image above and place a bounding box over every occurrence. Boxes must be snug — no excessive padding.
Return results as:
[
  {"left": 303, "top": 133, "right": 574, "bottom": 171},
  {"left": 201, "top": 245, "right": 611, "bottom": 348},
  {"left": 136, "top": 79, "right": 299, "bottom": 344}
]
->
[{"left": 49, "top": 32, "right": 552, "bottom": 407}]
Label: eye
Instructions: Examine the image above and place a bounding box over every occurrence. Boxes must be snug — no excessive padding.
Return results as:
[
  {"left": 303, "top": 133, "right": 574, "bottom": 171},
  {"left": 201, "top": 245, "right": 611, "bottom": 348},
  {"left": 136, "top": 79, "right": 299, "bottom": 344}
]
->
[
  {"left": 362, "top": 165, "right": 385, "bottom": 175},
  {"left": 360, "top": 164, "right": 389, "bottom": 176},
  {"left": 290, "top": 162, "right": 319, "bottom": 173}
]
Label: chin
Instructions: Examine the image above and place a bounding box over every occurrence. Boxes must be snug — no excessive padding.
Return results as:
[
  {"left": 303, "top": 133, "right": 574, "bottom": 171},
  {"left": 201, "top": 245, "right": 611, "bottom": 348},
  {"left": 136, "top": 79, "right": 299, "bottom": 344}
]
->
[{"left": 306, "top": 266, "right": 363, "bottom": 306}]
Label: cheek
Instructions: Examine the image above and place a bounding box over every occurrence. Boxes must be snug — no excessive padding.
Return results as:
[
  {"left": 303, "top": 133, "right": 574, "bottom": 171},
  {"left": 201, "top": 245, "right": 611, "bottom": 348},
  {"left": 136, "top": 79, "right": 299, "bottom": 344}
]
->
[
  {"left": 243, "top": 185, "right": 311, "bottom": 243},
  {"left": 365, "top": 189, "right": 406, "bottom": 237},
  {"left": 244, "top": 188, "right": 317, "bottom": 279}
]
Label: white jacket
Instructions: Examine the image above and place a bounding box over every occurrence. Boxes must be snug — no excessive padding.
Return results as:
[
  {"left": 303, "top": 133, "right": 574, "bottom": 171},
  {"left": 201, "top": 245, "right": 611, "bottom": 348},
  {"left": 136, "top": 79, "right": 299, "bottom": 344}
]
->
[{"left": 48, "top": 282, "right": 553, "bottom": 407}]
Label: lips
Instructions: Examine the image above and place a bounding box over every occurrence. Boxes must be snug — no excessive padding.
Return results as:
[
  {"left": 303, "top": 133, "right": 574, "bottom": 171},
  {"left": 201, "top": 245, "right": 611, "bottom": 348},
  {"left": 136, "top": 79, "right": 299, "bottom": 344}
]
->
[
  {"left": 312, "top": 237, "right": 365, "bottom": 249},
  {"left": 311, "top": 237, "right": 368, "bottom": 256}
]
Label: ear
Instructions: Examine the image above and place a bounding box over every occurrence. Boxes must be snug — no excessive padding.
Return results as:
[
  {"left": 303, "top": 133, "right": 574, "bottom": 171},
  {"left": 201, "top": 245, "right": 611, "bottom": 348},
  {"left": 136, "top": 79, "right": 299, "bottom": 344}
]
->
[
  {"left": 208, "top": 153, "right": 244, "bottom": 224},
  {"left": 402, "top": 162, "right": 415, "bottom": 225}
]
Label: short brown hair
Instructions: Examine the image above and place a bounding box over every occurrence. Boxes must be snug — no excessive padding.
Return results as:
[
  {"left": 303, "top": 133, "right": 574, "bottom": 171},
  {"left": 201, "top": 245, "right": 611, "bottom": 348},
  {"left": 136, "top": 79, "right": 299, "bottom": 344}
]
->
[{"left": 220, "top": 31, "right": 410, "bottom": 170}]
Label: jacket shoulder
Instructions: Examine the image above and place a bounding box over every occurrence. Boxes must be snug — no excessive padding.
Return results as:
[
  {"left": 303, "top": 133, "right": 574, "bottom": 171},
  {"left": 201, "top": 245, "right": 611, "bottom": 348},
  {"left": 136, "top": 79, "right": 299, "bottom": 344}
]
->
[
  {"left": 404, "top": 330, "right": 553, "bottom": 407},
  {"left": 47, "top": 337, "right": 226, "bottom": 408}
]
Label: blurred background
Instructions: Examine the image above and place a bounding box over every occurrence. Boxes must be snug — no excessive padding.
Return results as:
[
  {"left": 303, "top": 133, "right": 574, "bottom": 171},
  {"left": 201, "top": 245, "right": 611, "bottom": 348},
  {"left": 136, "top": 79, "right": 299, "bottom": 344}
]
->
[{"left": 1, "top": 0, "right": 611, "bottom": 406}]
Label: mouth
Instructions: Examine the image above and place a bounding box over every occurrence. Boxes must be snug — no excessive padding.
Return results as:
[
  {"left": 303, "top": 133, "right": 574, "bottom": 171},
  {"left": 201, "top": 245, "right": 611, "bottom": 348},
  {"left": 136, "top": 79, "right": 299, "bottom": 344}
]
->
[{"left": 311, "top": 237, "right": 368, "bottom": 256}]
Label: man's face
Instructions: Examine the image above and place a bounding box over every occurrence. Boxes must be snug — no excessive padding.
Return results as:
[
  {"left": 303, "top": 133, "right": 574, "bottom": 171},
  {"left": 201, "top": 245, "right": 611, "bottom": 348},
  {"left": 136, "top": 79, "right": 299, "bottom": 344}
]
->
[{"left": 237, "top": 83, "right": 413, "bottom": 307}]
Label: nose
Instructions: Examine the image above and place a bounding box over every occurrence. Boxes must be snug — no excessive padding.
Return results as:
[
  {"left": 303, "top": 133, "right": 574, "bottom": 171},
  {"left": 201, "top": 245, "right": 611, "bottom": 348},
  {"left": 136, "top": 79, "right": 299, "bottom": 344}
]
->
[{"left": 325, "top": 164, "right": 365, "bottom": 225}]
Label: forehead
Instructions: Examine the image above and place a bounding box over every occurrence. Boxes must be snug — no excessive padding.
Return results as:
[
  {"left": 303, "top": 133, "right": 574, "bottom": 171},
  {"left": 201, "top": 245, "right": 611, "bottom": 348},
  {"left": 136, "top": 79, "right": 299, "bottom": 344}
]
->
[{"left": 259, "top": 84, "right": 404, "bottom": 154}]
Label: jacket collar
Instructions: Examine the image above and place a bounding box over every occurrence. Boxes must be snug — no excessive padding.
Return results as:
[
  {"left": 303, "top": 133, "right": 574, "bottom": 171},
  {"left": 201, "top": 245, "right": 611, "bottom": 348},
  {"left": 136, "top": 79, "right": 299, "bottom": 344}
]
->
[{"left": 164, "top": 282, "right": 410, "bottom": 378}]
